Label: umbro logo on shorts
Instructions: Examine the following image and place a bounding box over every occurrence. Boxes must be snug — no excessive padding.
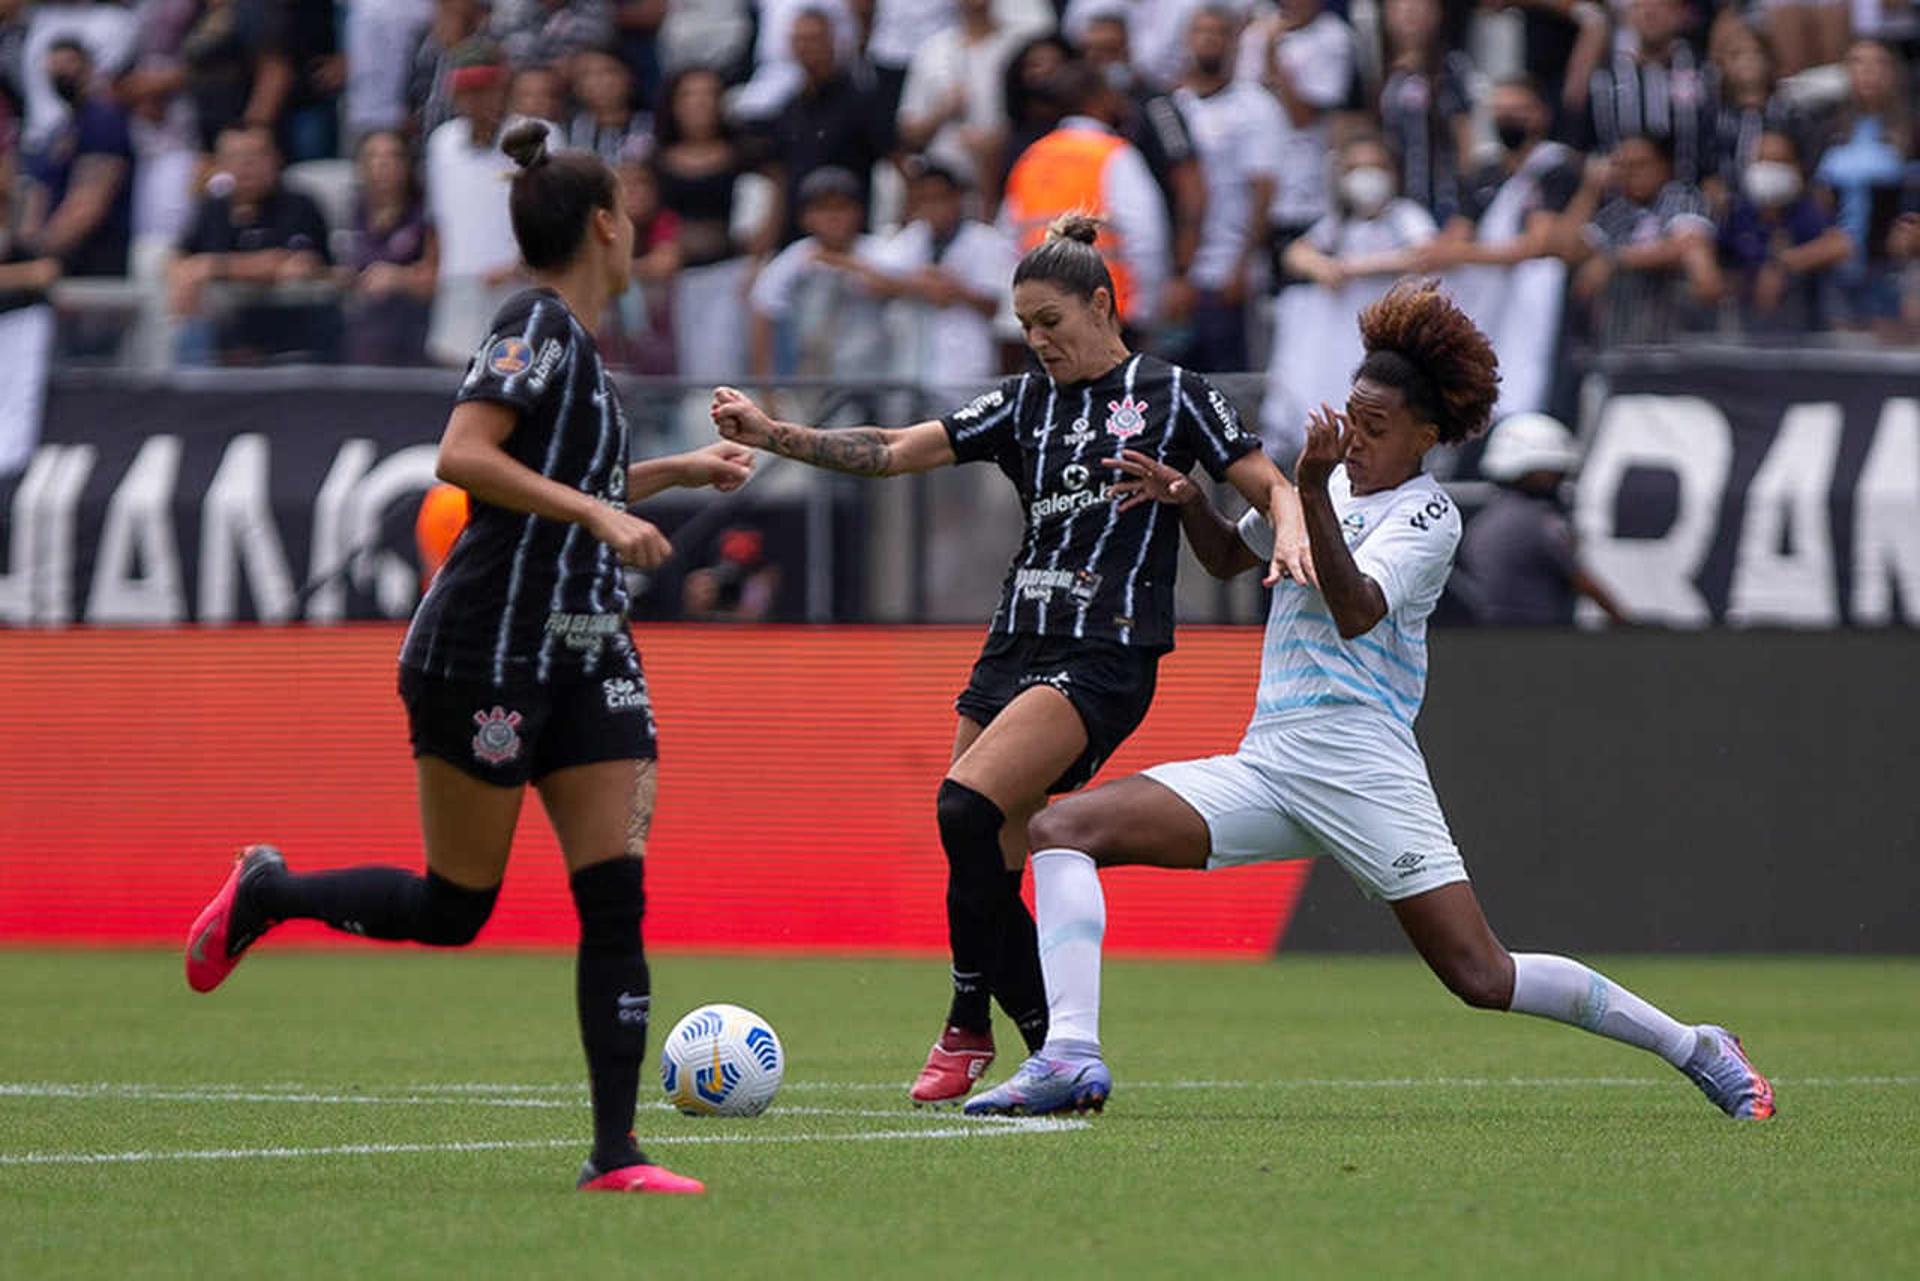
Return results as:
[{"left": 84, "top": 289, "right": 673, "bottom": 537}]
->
[{"left": 1392, "top": 852, "right": 1426, "bottom": 871}]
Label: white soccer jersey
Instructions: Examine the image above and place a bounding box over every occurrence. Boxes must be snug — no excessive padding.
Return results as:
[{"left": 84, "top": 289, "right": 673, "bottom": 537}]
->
[{"left": 1237, "top": 465, "right": 1459, "bottom": 730}]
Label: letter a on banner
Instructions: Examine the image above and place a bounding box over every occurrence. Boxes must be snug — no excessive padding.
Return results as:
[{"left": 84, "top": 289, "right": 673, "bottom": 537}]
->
[{"left": 1727, "top": 404, "right": 1842, "bottom": 627}]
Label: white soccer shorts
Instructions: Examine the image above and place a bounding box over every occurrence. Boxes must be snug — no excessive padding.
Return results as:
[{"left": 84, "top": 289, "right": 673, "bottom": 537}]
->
[{"left": 1143, "top": 706, "right": 1468, "bottom": 901}]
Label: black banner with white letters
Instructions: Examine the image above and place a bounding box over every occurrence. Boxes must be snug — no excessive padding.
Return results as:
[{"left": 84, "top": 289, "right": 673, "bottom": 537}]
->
[{"left": 1573, "top": 352, "right": 1919, "bottom": 627}]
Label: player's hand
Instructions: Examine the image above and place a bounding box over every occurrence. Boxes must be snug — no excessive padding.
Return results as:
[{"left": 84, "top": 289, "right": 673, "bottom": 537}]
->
[
  {"left": 1266, "top": 490, "right": 1317, "bottom": 589},
  {"left": 1104, "top": 449, "right": 1201, "bottom": 513},
  {"left": 679, "top": 441, "right": 755, "bottom": 492},
  {"left": 589, "top": 506, "right": 673, "bottom": 569},
  {"left": 1295, "top": 403, "right": 1348, "bottom": 493},
  {"left": 710, "top": 385, "right": 775, "bottom": 450}
]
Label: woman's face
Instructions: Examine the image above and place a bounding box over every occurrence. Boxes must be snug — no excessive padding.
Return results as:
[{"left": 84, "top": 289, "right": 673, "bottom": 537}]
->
[
  {"left": 1341, "top": 377, "right": 1435, "bottom": 496},
  {"left": 359, "top": 133, "right": 409, "bottom": 197},
  {"left": 1717, "top": 27, "right": 1772, "bottom": 96},
  {"left": 619, "top": 162, "right": 659, "bottom": 222},
  {"left": 1021, "top": 43, "right": 1066, "bottom": 91},
  {"left": 1013, "top": 278, "right": 1117, "bottom": 383},
  {"left": 575, "top": 50, "right": 631, "bottom": 115},
  {"left": 672, "top": 71, "right": 723, "bottom": 140},
  {"left": 1847, "top": 41, "right": 1896, "bottom": 110}
]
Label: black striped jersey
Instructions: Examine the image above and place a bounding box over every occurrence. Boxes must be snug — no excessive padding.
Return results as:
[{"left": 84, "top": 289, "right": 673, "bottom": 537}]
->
[
  {"left": 401, "top": 288, "right": 639, "bottom": 685},
  {"left": 941, "top": 353, "right": 1259, "bottom": 650}
]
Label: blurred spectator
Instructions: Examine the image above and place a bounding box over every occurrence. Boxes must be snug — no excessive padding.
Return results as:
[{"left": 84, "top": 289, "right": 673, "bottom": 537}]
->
[
  {"left": 1765, "top": 0, "right": 1849, "bottom": 79},
  {"left": 170, "top": 122, "right": 336, "bottom": 364},
  {"left": 602, "top": 146, "right": 680, "bottom": 374},
  {"left": 1076, "top": 12, "right": 1205, "bottom": 287},
  {"left": 657, "top": 0, "right": 754, "bottom": 83},
  {"left": 1378, "top": 0, "right": 1475, "bottom": 224},
  {"left": 492, "top": 0, "right": 615, "bottom": 70},
  {"left": 1, "top": 0, "right": 28, "bottom": 125},
  {"left": 764, "top": 8, "right": 893, "bottom": 242},
  {"left": 872, "top": 158, "right": 1015, "bottom": 385},
  {"left": 1583, "top": 0, "right": 1720, "bottom": 187},
  {"left": 180, "top": 0, "right": 266, "bottom": 151},
  {"left": 1815, "top": 39, "right": 1911, "bottom": 332},
  {"left": 118, "top": 3, "right": 199, "bottom": 249},
  {"left": 1493, "top": 0, "right": 1610, "bottom": 130},
  {"left": 1459, "top": 413, "right": 1628, "bottom": 626},
  {"left": 508, "top": 62, "right": 569, "bottom": 128},
  {"left": 682, "top": 526, "right": 781, "bottom": 620},
  {"left": 748, "top": 165, "right": 891, "bottom": 378},
  {"left": 654, "top": 65, "right": 768, "bottom": 381},
  {"left": 1571, "top": 133, "right": 1723, "bottom": 345},
  {"left": 341, "top": 129, "right": 435, "bottom": 366},
  {"left": 997, "top": 32, "right": 1072, "bottom": 190},
  {"left": 1000, "top": 60, "right": 1170, "bottom": 329},
  {"left": 0, "top": 145, "right": 60, "bottom": 476},
  {"left": 1711, "top": 21, "right": 1820, "bottom": 205},
  {"left": 1067, "top": 0, "right": 1252, "bottom": 93},
  {"left": 20, "top": 0, "right": 137, "bottom": 147},
  {"left": 1718, "top": 129, "right": 1853, "bottom": 333},
  {"left": 610, "top": 0, "right": 668, "bottom": 105},
  {"left": 570, "top": 44, "right": 650, "bottom": 165},
  {"left": 1283, "top": 133, "right": 1439, "bottom": 289},
  {"left": 346, "top": 0, "right": 433, "bottom": 140},
  {"left": 19, "top": 38, "right": 131, "bottom": 281},
  {"left": 408, "top": 0, "right": 488, "bottom": 139},
  {"left": 254, "top": 0, "right": 346, "bottom": 163},
  {"left": 423, "top": 39, "right": 520, "bottom": 366},
  {"left": 896, "top": 0, "right": 1028, "bottom": 196},
  {"left": 729, "top": 0, "right": 860, "bottom": 123},
  {"left": 1170, "top": 5, "right": 1281, "bottom": 371},
  {"left": 1432, "top": 75, "right": 1583, "bottom": 269},
  {"left": 1237, "top": 0, "right": 1358, "bottom": 280}
]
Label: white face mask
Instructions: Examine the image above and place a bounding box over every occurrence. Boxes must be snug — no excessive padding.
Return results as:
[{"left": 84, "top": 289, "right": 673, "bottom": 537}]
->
[
  {"left": 1743, "top": 161, "right": 1802, "bottom": 207},
  {"left": 1340, "top": 166, "right": 1395, "bottom": 217}
]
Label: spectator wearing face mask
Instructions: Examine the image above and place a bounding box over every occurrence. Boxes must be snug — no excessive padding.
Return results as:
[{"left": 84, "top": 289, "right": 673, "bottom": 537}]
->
[
  {"left": 19, "top": 38, "right": 131, "bottom": 279},
  {"left": 1283, "top": 134, "right": 1438, "bottom": 292},
  {"left": 1718, "top": 130, "right": 1853, "bottom": 334},
  {"left": 1710, "top": 22, "right": 1815, "bottom": 207}
]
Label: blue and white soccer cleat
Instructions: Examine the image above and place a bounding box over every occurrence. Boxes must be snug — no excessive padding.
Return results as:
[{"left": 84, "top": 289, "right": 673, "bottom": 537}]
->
[
  {"left": 962, "top": 1042, "right": 1111, "bottom": 1117},
  {"left": 1680, "top": 1024, "right": 1776, "bottom": 1119}
]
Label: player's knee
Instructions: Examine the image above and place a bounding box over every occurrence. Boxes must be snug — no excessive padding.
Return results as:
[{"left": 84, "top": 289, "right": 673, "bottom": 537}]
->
[
  {"left": 937, "top": 780, "right": 1005, "bottom": 856},
  {"left": 417, "top": 873, "right": 500, "bottom": 947},
  {"left": 570, "top": 856, "right": 645, "bottom": 950},
  {"left": 1027, "top": 799, "right": 1106, "bottom": 861}
]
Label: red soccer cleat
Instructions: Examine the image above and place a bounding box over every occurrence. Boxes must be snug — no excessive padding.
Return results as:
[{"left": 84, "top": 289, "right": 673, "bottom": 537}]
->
[
  {"left": 577, "top": 1160, "right": 706, "bottom": 1194},
  {"left": 908, "top": 1025, "right": 995, "bottom": 1105},
  {"left": 184, "top": 845, "right": 283, "bottom": 993}
]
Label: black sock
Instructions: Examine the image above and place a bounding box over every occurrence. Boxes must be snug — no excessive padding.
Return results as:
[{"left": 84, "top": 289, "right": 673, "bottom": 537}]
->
[
  {"left": 572, "top": 857, "right": 650, "bottom": 1171},
  {"left": 250, "top": 865, "right": 496, "bottom": 945},
  {"left": 994, "top": 872, "right": 1050, "bottom": 1053},
  {"left": 938, "top": 780, "right": 1008, "bottom": 1034}
]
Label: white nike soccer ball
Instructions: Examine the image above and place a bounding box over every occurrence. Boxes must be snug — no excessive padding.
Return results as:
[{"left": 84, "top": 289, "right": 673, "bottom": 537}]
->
[{"left": 660, "top": 1003, "right": 785, "bottom": 1117}]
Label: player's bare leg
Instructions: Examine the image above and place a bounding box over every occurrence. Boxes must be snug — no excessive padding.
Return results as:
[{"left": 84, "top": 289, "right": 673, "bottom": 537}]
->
[
  {"left": 912, "top": 688, "right": 1087, "bottom": 1104},
  {"left": 1392, "top": 883, "right": 1774, "bottom": 1119},
  {"left": 967, "top": 775, "right": 1210, "bottom": 1116}
]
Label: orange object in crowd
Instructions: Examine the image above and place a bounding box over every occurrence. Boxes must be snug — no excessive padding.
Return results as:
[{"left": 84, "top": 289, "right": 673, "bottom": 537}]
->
[
  {"left": 415, "top": 483, "right": 470, "bottom": 587},
  {"left": 1001, "top": 126, "right": 1135, "bottom": 320}
]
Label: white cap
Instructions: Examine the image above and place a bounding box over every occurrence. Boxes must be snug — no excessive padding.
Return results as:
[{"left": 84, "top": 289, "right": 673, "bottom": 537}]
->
[{"left": 1480, "top": 413, "right": 1580, "bottom": 481}]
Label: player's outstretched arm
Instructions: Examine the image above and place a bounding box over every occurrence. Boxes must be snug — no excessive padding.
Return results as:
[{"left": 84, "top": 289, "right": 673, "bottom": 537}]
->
[
  {"left": 1222, "top": 449, "right": 1315, "bottom": 588},
  {"left": 709, "top": 386, "right": 956, "bottom": 477},
  {"left": 1296, "top": 405, "right": 1387, "bottom": 638},
  {"left": 626, "top": 442, "right": 756, "bottom": 502},
  {"left": 1105, "top": 449, "right": 1260, "bottom": 580},
  {"left": 436, "top": 400, "right": 671, "bottom": 569}
]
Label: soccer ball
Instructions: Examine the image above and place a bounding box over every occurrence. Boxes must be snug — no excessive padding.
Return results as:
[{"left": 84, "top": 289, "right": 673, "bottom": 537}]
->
[{"left": 660, "top": 1003, "right": 785, "bottom": 1117}]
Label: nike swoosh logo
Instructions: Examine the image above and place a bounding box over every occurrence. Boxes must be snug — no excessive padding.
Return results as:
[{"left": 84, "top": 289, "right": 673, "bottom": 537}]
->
[
  {"left": 616, "top": 994, "right": 650, "bottom": 1008},
  {"left": 189, "top": 925, "right": 214, "bottom": 965}
]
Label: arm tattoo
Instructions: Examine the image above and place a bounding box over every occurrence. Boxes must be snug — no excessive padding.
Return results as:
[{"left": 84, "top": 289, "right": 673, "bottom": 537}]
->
[{"left": 765, "top": 421, "right": 892, "bottom": 476}]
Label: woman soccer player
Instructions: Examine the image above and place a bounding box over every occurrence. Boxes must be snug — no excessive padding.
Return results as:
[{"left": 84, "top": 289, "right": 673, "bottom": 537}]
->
[
  {"left": 183, "top": 120, "right": 758, "bottom": 1194},
  {"left": 965, "top": 280, "right": 1775, "bottom": 1121},
  {"left": 709, "top": 216, "right": 1311, "bottom": 1103}
]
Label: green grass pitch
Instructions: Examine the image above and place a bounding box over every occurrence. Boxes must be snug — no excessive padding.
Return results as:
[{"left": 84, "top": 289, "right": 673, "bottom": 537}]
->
[{"left": 3, "top": 950, "right": 1916, "bottom": 1279}]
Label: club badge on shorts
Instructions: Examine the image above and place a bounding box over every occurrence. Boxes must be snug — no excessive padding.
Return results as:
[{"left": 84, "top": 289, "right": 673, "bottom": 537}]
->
[
  {"left": 1104, "top": 395, "right": 1149, "bottom": 441},
  {"left": 471, "top": 706, "right": 524, "bottom": 765}
]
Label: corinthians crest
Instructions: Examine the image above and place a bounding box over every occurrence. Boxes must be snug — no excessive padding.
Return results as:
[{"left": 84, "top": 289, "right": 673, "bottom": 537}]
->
[
  {"left": 471, "top": 706, "right": 524, "bottom": 765},
  {"left": 1104, "top": 395, "right": 1148, "bottom": 441}
]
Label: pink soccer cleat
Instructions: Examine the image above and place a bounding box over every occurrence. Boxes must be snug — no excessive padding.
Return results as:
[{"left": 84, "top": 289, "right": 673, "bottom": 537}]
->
[
  {"left": 184, "top": 845, "right": 284, "bottom": 993},
  {"left": 908, "top": 1025, "right": 996, "bottom": 1105},
  {"left": 577, "top": 1159, "right": 706, "bottom": 1194}
]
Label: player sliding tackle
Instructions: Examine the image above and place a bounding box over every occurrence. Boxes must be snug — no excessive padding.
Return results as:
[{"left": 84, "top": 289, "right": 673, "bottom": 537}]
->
[{"left": 964, "top": 279, "right": 1775, "bottom": 1121}]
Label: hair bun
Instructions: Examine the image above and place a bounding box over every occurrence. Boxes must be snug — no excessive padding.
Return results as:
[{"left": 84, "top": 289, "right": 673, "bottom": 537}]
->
[
  {"left": 1046, "top": 213, "right": 1103, "bottom": 246},
  {"left": 501, "top": 119, "right": 551, "bottom": 170}
]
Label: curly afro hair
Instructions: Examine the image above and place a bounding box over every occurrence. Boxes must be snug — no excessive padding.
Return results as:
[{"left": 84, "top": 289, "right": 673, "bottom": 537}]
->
[{"left": 1354, "top": 279, "right": 1500, "bottom": 445}]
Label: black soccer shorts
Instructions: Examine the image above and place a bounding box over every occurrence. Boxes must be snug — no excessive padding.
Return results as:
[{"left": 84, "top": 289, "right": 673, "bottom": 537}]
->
[
  {"left": 399, "top": 665, "right": 658, "bottom": 788},
  {"left": 954, "top": 632, "right": 1162, "bottom": 795}
]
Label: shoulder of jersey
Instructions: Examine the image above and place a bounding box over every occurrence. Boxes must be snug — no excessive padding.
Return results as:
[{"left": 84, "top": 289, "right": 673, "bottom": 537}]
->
[{"left": 1398, "top": 478, "right": 1460, "bottom": 538}]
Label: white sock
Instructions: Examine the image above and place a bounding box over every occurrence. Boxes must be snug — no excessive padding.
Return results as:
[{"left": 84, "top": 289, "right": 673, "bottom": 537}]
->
[
  {"left": 1031, "top": 846, "right": 1106, "bottom": 1053},
  {"left": 1508, "top": 953, "right": 1697, "bottom": 1067}
]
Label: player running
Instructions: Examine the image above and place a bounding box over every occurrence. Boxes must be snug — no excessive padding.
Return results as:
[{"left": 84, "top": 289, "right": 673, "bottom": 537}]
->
[
  {"left": 183, "top": 120, "right": 756, "bottom": 1194},
  {"left": 710, "top": 216, "right": 1310, "bottom": 1104},
  {"left": 965, "top": 280, "right": 1775, "bottom": 1121}
]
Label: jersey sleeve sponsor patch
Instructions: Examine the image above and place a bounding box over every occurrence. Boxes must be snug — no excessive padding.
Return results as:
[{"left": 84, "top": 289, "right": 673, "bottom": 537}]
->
[
  {"left": 1180, "top": 375, "right": 1261, "bottom": 480},
  {"left": 942, "top": 377, "right": 1022, "bottom": 465},
  {"left": 458, "top": 297, "right": 573, "bottom": 413}
]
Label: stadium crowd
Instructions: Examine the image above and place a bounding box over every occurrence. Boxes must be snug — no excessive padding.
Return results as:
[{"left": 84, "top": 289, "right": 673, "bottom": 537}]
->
[{"left": 0, "top": 0, "right": 1916, "bottom": 386}]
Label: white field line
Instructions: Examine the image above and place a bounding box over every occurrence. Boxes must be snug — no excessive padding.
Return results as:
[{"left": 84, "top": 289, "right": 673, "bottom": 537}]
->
[{"left": 0, "top": 1117, "right": 1089, "bottom": 1169}]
